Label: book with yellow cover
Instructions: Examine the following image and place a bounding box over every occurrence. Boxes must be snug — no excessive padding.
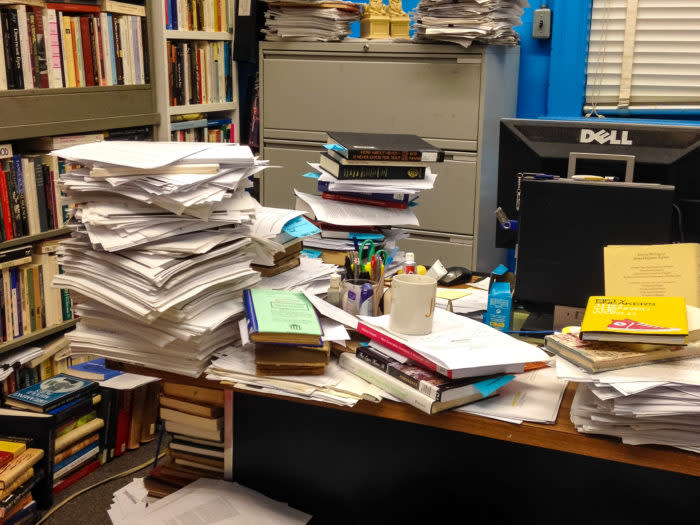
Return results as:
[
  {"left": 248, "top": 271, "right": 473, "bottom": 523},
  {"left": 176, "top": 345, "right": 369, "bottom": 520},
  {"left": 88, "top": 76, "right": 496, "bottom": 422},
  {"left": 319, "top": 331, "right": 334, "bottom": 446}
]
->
[{"left": 580, "top": 296, "right": 688, "bottom": 344}]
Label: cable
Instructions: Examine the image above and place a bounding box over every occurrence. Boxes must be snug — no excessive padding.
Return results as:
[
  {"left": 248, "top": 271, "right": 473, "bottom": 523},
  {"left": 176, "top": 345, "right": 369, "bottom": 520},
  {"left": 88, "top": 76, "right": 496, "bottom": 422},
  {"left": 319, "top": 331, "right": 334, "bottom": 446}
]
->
[
  {"left": 671, "top": 203, "right": 685, "bottom": 243},
  {"left": 35, "top": 450, "right": 168, "bottom": 525}
]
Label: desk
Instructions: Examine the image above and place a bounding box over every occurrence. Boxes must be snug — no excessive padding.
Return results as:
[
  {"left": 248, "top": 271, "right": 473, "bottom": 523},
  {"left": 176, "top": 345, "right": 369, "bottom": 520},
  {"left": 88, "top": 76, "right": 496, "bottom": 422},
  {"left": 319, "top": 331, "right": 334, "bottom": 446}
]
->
[{"left": 113, "top": 362, "right": 699, "bottom": 524}]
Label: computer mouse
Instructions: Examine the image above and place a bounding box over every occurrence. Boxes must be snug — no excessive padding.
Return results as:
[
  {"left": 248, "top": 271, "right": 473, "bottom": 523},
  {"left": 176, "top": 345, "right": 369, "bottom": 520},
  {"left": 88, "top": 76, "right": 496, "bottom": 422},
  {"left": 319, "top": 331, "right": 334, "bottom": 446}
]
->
[{"left": 438, "top": 266, "right": 473, "bottom": 287}]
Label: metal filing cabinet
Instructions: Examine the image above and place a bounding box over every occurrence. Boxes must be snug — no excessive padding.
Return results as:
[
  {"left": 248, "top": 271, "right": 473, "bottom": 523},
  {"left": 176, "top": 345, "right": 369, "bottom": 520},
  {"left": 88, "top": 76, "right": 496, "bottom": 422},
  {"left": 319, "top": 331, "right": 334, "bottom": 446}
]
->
[{"left": 259, "top": 41, "right": 519, "bottom": 272}]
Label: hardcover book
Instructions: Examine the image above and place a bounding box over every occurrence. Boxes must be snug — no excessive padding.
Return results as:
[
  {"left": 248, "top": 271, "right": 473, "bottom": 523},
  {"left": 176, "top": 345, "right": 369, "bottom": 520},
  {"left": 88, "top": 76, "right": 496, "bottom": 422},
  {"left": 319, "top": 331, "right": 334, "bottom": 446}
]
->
[
  {"left": 67, "top": 357, "right": 123, "bottom": 381},
  {"left": 243, "top": 288, "right": 323, "bottom": 346},
  {"left": 319, "top": 152, "right": 426, "bottom": 181},
  {"left": 5, "top": 374, "right": 97, "bottom": 413},
  {"left": 580, "top": 296, "right": 689, "bottom": 344},
  {"left": 326, "top": 131, "right": 444, "bottom": 163},
  {"left": 544, "top": 332, "right": 700, "bottom": 373}
]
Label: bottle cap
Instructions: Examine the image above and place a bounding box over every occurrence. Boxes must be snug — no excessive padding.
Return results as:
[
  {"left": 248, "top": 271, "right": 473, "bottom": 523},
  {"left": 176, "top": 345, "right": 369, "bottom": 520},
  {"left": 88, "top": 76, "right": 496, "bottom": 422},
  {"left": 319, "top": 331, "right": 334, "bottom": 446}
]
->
[
  {"left": 406, "top": 252, "right": 415, "bottom": 261},
  {"left": 330, "top": 273, "right": 341, "bottom": 287}
]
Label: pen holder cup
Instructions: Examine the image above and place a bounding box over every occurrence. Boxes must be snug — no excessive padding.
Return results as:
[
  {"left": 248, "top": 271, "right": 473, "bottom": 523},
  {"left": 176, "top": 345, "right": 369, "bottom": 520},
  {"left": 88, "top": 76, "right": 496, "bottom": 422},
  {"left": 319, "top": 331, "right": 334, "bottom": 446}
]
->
[{"left": 341, "top": 279, "right": 382, "bottom": 316}]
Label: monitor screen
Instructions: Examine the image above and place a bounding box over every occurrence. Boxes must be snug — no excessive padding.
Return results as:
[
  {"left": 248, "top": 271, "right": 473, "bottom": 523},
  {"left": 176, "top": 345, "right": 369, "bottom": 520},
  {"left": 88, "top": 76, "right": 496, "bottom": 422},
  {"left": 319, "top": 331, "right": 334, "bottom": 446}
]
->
[
  {"left": 497, "top": 119, "right": 700, "bottom": 248},
  {"left": 514, "top": 178, "right": 675, "bottom": 308}
]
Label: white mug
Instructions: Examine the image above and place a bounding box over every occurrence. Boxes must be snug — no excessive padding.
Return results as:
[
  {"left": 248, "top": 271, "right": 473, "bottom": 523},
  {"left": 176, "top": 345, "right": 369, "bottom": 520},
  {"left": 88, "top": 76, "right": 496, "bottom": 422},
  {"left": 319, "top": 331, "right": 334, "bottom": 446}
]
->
[{"left": 389, "top": 274, "right": 437, "bottom": 335}]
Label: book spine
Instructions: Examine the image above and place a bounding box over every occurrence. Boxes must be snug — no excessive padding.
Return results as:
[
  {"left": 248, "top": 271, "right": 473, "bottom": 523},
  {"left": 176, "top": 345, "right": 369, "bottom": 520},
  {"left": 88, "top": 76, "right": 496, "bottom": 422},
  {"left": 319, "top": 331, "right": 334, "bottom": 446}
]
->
[
  {"left": 338, "top": 353, "right": 435, "bottom": 414},
  {"left": 0, "top": 11, "right": 9, "bottom": 91},
  {"left": 0, "top": 478, "right": 36, "bottom": 518},
  {"left": 114, "top": 389, "right": 132, "bottom": 457},
  {"left": 44, "top": 8, "right": 62, "bottom": 88},
  {"left": 42, "top": 165, "right": 54, "bottom": 230},
  {"left": 223, "top": 389, "right": 232, "bottom": 481},
  {"left": 98, "top": 13, "right": 111, "bottom": 85},
  {"left": 78, "top": 15, "right": 93, "bottom": 86},
  {"left": 37, "top": 384, "right": 98, "bottom": 414},
  {"left": 26, "top": 8, "right": 40, "bottom": 88},
  {"left": 52, "top": 458, "right": 99, "bottom": 495},
  {"left": 334, "top": 163, "right": 426, "bottom": 181},
  {"left": 30, "top": 6, "right": 48, "bottom": 88},
  {"left": 53, "top": 444, "right": 98, "bottom": 480},
  {"left": 53, "top": 434, "right": 98, "bottom": 465},
  {"left": 97, "top": 387, "right": 113, "bottom": 463},
  {"left": 60, "top": 14, "right": 74, "bottom": 87},
  {"left": 15, "top": 5, "right": 33, "bottom": 89},
  {"left": 140, "top": 14, "right": 148, "bottom": 84},
  {"left": 53, "top": 442, "right": 98, "bottom": 474},
  {"left": 25, "top": 266, "right": 35, "bottom": 332},
  {"left": 32, "top": 159, "right": 48, "bottom": 232},
  {"left": 321, "top": 192, "right": 408, "bottom": 209},
  {"left": 6, "top": 9, "right": 23, "bottom": 89},
  {"left": 0, "top": 167, "right": 14, "bottom": 240},
  {"left": 45, "top": 4, "right": 101, "bottom": 14},
  {"left": 8, "top": 157, "right": 24, "bottom": 237},
  {"left": 93, "top": 15, "right": 104, "bottom": 86},
  {"left": 355, "top": 322, "right": 452, "bottom": 377},
  {"left": 111, "top": 14, "right": 122, "bottom": 85},
  {"left": 51, "top": 394, "right": 95, "bottom": 426},
  {"left": 10, "top": 267, "right": 22, "bottom": 336},
  {"left": 32, "top": 265, "right": 42, "bottom": 329},
  {"left": 344, "top": 149, "right": 444, "bottom": 163},
  {"left": 87, "top": 15, "right": 99, "bottom": 86}
]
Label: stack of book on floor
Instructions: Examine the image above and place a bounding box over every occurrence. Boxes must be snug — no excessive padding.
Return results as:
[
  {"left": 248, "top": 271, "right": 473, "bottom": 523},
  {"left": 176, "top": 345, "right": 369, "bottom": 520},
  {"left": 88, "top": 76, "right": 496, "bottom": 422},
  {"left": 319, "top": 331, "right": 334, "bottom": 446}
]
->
[
  {"left": 146, "top": 381, "right": 227, "bottom": 496},
  {"left": 546, "top": 297, "right": 700, "bottom": 451},
  {"left": 1, "top": 373, "right": 103, "bottom": 496},
  {"left": 52, "top": 141, "right": 272, "bottom": 377},
  {"left": 340, "top": 307, "right": 549, "bottom": 415},
  {"left": 296, "top": 131, "right": 440, "bottom": 266},
  {"left": 0, "top": 431, "right": 45, "bottom": 525},
  {"left": 261, "top": 0, "right": 362, "bottom": 42},
  {"left": 244, "top": 289, "right": 330, "bottom": 376}
]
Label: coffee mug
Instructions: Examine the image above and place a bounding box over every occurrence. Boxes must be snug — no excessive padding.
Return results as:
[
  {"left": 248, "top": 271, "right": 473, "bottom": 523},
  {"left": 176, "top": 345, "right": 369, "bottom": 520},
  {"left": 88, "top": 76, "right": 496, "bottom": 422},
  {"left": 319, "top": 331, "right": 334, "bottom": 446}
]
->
[{"left": 389, "top": 274, "right": 437, "bottom": 335}]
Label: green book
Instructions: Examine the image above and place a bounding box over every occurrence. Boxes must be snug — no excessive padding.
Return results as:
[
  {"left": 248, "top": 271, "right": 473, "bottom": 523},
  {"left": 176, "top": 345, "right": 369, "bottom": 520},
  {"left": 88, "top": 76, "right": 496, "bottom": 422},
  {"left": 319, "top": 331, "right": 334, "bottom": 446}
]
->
[{"left": 243, "top": 289, "right": 323, "bottom": 346}]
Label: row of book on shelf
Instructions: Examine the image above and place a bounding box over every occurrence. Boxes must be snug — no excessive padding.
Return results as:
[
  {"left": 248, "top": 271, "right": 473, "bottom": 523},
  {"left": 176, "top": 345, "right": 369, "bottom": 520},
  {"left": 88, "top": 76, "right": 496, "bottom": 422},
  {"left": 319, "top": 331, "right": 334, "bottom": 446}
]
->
[
  {"left": 167, "top": 39, "right": 232, "bottom": 106},
  {"left": 170, "top": 115, "right": 234, "bottom": 142},
  {"left": 0, "top": 238, "right": 73, "bottom": 344},
  {"left": 164, "top": 0, "right": 231, "bottom": 33},
  {"left": 0, "top": 0, "right": 148, "bottom": 91}
]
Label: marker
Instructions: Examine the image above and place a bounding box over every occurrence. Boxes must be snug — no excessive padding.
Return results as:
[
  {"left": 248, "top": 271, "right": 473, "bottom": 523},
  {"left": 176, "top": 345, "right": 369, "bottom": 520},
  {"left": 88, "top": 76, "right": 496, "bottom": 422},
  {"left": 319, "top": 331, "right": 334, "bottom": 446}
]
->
[{"left": 571, "top": 175, "right": 605, "bottom": 181}]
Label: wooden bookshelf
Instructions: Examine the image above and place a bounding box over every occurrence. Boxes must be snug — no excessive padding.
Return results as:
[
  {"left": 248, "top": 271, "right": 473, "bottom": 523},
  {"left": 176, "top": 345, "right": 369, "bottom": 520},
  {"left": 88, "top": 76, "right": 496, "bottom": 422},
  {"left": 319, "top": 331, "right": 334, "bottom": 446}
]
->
[
  {"left": 0, "top": 319, "right": 78, "bottom": 356},
  {"left": 0, "top": 228, "right": 72, "bottom": 250}
]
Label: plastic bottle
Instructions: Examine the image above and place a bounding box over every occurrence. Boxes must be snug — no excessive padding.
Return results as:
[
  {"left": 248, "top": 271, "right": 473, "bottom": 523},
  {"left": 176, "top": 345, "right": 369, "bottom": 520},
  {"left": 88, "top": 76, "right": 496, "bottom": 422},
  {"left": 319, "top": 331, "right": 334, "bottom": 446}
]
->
[
  {"left": 403, "top": 252, "right": 416, "bottom": 275},
  {"left": 326, "top": 273, "right": 342, "bottom": 307}
]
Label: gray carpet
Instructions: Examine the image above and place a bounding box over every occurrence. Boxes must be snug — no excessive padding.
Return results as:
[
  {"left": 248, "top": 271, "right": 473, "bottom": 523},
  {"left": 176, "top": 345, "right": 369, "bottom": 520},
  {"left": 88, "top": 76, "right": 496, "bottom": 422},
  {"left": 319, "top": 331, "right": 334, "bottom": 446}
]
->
[{"left": 38, "top": 437, "right": 166, "bottom": 525}]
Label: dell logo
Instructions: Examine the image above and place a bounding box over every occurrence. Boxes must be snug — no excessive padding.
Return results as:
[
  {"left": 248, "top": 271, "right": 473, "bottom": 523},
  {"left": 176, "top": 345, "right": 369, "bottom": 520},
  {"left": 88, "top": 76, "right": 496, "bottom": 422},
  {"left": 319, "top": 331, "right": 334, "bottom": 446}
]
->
[{"left": 579, "top": 129, "right": 633, "bottom": 145}]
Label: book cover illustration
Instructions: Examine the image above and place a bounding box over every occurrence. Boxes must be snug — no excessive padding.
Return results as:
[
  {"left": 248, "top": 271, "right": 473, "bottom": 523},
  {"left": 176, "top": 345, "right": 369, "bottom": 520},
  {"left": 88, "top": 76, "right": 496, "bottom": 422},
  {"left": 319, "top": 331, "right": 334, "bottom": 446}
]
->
[
  {"left": 581, "top": 296, "right": 688, "bottom": 337},
  {"left": 7, "top": 374, "right": 93, "bottom": 409}
]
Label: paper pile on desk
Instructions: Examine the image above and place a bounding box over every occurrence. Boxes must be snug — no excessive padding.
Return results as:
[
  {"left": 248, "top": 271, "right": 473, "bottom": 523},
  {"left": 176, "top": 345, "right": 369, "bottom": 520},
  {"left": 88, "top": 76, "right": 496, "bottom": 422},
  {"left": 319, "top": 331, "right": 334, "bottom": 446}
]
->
[
  {"left": 52, "top": 142, "right": 271, "bottom": 377},
  {"left": 412, "top": 0, "right": 528, "bottom": 49},
  {"left": 557, "top": 356, "right": 700, "bottom": 453},
  {"left": 262, "top": 0, "right": 362, "bottom": 42}
]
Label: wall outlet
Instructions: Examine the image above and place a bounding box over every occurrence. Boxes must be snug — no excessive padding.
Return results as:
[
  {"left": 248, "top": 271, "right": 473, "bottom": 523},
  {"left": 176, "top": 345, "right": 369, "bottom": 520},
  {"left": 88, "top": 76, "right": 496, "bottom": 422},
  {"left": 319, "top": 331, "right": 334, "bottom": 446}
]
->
[
  {"left": 533, "top": 7, "right": 552, "bottom": 39},
  {"left": 553, "top": 305, "right": 585, "bottom": 332}
]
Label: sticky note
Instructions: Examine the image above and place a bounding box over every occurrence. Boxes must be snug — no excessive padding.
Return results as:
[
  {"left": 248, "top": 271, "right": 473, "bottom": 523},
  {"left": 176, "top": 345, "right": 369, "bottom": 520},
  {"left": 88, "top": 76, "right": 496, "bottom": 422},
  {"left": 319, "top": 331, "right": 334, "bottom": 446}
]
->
[
  {"left": 302, "top": 172, "right": 321, "bottom": 179},
  {"left": 301, "top": 249, "right": 322, "bottom": 258},
  {"left": 436, "top": 289, "right": 472, "bottom": 300},
  {"left": 474, "top": 375, "right": 515, "bottom": 397},
  {"left": 283, "top": 216, "right": 321, "bottom": 238},
  {"left": 324, "top": 144, "right": 347, "bottom": 153}
]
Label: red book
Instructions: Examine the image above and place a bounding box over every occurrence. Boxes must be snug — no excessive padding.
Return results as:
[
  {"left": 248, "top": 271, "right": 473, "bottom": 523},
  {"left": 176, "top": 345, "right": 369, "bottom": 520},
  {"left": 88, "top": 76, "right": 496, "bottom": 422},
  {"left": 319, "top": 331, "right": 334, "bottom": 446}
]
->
[
  {"left": 45, "top": 3, "right": 101, "bottom": 13},
  {"left": 355, "top": 321, "right": 450, "bottom": 377},
  {"left": 78, "top": 16, "right": 94, "bottom": 86},
  {"left": 308, "top": 220, "right": 380, "bottom": 233},
  {"left": 114, "top": 389, "right": 132, "bottom": 457},
  {"left": 52, "top": 458, "right": 100, "bottom": 494},
  {"left": 0, "top": 168, "right": 14, "bottom": 241},
  {"left": 322, "top": 192, "right": 408, "bottom": 209},
  {"left": 0, "top": 451, "right": 13, "bottom": 470}
]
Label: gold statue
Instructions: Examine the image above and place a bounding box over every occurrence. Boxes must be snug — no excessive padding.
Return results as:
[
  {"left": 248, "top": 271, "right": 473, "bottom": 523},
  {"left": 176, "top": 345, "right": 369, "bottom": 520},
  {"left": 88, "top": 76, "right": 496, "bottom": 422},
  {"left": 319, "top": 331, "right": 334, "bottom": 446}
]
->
[
  {"left": 388, "top": 0, "right": 409, "bottom": 38},
  {"left": 360, "top": 0, "right": 390, "bottom": 39}
]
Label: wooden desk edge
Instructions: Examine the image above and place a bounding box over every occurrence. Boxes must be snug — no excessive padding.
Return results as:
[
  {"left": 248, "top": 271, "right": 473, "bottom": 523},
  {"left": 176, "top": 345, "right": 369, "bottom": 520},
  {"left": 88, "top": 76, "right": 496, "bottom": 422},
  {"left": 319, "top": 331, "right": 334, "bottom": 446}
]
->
[{"left": 110, "top": 361, "right": 700, "bottom": 478}]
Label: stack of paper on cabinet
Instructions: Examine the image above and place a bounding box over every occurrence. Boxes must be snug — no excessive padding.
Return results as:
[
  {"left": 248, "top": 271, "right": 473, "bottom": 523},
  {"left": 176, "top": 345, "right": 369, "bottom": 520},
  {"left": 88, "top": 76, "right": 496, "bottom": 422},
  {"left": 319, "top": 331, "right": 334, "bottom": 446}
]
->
[{"left": 51, "top": 142, "right": 275, "bottom": 377}]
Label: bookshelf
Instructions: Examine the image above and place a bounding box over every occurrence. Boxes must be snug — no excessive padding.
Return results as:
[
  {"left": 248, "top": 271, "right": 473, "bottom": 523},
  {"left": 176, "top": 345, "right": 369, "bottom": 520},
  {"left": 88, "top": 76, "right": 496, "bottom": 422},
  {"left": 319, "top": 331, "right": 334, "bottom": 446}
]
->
[
  {"left": 150, "top": 0, "right": 238, "bottom": 142},
  {"left": 0, "top": 318, "right": 78, "bottom": 356}
]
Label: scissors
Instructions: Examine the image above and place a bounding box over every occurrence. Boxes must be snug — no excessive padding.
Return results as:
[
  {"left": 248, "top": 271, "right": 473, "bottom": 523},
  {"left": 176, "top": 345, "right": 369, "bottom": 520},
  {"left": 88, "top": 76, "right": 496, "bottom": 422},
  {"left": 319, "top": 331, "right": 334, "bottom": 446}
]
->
[{"left": 359, "top": 239, "right": 388, "bottom": 267}]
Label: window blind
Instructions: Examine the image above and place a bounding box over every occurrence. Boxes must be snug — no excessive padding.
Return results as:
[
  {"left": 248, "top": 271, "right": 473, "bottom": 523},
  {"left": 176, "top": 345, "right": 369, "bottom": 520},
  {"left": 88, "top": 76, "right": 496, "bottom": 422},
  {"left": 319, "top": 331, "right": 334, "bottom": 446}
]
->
[{"left": 584, "top": 0, "right": 700, "bottom": 112}]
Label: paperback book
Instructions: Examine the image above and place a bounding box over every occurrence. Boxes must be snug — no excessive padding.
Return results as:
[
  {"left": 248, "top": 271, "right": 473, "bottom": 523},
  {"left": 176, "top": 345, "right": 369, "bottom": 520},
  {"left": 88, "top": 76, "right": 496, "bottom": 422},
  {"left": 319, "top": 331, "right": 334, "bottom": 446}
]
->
[{"left": 5, "top": 374, "right": 98, "bottom": 413}]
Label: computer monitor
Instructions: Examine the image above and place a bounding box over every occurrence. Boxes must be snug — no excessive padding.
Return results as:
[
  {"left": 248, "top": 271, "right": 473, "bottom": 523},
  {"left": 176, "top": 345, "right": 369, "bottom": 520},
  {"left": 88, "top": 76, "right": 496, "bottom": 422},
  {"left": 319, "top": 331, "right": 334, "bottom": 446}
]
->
[
  {"left": 514, "top": 178, "right": 675, "bottom": 308},
  {"left": 497, "top": 118, "right": 700, "bottom": 248}
]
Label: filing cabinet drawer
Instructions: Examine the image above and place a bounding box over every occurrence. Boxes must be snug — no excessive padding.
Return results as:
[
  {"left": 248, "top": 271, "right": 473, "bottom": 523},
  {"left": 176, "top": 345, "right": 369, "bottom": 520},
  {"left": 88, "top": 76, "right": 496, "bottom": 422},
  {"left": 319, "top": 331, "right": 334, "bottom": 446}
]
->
[
  {"left": 399, "top": 233, "right": 474, "bottom": 269},
  {"left": 262, "top": 145, "right": 321, "bottom": 208}
]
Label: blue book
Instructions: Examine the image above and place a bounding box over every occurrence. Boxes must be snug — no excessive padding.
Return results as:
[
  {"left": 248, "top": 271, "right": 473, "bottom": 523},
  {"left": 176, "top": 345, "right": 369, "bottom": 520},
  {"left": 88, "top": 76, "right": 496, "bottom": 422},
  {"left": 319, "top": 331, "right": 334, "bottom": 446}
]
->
[
  {"left": 11, "top": 155, "right": 26, "bottom": 236},
  {"left": 206, "top": 118, "right": 232, "bottom": 127},
  {"left": 68, "top": 358, "right": 123, "bottom": 381},
  {"left": 107, "top": 14, "right": 118, "bottom": 85},
  {"left": 6, "top": 374, "right": 98, "bottom": 413},
  {"left": 53, "top": 443, "right": 99, "bottom": 474}
]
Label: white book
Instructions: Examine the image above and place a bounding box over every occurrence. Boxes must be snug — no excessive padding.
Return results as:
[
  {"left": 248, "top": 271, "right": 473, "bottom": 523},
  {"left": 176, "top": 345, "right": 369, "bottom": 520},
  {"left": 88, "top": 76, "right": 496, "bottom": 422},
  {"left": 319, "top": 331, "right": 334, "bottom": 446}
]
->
[
  {"left": 119, "top": 15, "right": 132, "bottom": 85},
  {"left": 134, "top": 14, "right": 143, "bottom": 84},
  {"left": 159, "top": 406, "right": 224, "bottom": 431},
  {"left": 164, "top": 420, "right": 223, "bottom": 442},
  {"left": 0, "top": 15, "right": 6, "bottom": 90},
  {"left": 53, "top": 444, "right": 99, "bottom": 481},
  {"left": 99, "top": 12, "right": 112, "bottom": 85},
  {"left": 44, "top": 8, "right": 63, "bottom": 88},
  {"left": 169, "top": 440, "right": 225, "bottom": 459},
  {"left": 15, "top": 5, "right": 34, "bottom": 88},
  {"left": 20, "top": 157, "right": 41, "bottom": 235}
]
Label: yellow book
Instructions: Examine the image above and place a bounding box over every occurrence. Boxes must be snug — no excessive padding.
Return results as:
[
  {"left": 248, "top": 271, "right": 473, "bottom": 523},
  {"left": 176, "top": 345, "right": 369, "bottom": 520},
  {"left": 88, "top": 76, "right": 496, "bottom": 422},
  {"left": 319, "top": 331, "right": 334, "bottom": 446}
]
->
[
  {"left": 580, "top": 296, "right": 688, "bottom": 345},
  {"left": 604, "top": 243, "right": 700, "bottom": 308},
  {"left": 0, "top": 441, "right": 26, "bottom": 456}
]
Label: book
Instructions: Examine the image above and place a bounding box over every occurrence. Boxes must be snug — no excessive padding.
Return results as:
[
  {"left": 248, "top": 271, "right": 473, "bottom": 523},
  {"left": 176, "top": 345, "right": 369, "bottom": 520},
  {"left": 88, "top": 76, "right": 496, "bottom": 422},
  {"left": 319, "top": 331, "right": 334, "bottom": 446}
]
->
[
  {"left": 168, "top": 449, "right": 224, "bottom": 470},
  {"left": 356, "top": 345, "right": 505, "bottom": 402},
  {"left": 113, "top": 388, "right": 131, "bottom": 457},
  {"left": 99, "top": 0, "right": 144, "bottom": 16},
  {"left": 0, "top": 448, "right": 43, "bottom": 490},
  {"left": 169, "top": 440, "right": 224, "bottom": 459},
  {"left": 53, "top": 442, "right": 97, "bottom": 479},
  {"left": 173, "top": 457, "right": 223, "bottom": 473},
  {"left": 326, "top": 131, "right": 445, "bottom": 163},
  {"left": 159, "top": 407, "right": 223, "bottom": 432},
  {"left": 0, "top": 245, "right": 31, "bottom": 270},
  {"left": 163, "top": 420, "right": 222, "bottom": 442},
  {"left": 321, "top": 192, "right": 408, "bottom": 209},
  {"left": 544, "top": 332, "right": 700, "bottom": 373},
  {"left": 317, "top": 181, "right": 412, "bottom": 205},
  {"left": 338, "top": 353, "right": 497, "bottom": 415},
  {"left": 127, "top": 383, "right": 146, "bottom": 450},
  {"left": 243, "top": 288, "right": 323, "bottom": 346},
  {"left": 318, "top": 152, "right": 426, "bottom": 181},
  {"left": 255, "top": 341, "right": 331, "bottom": 366},
  {"left": 54, "top": 417, "right": 103, "bottom": 453},
  {"left": 0, "top": 439, "right": 28, "bottom": 457},
  {"left": 5, "top": 374, "right": 98, "bottom": 413},
  {"left": 49, "top": 393, "right": 101, "bottom": 426},
  {"left": 159, "top": 395, "right": 223, "bottom": 419},
  {"left": 139, "top": 380, "right": 160, "bottom": 444},
  {"left": 162, "top": 382, "right": 223, "bottom": 406},
  {"left": 604, "top": 243, "right": 700, "bottom": 308},
  {"left": 1, "top": 496, "right": 35, "bottom": 525},
  {"left": 53, "top": 433, "right": 98, "bottom": 464},
  {"left": 170, "top": 435, "right": 223, "bottom": 449},
  {"left": 579, "top": 296, "right": 689, "bottom": 345},
  {"left": 0, "top": 475, "right": 37, "bottom": 519},
  {"left": 67, "top": 357, "right": 122, "bottom": 381},
  {"left": 51, "top": 457, "right": 98, "bottom": 494},
  {"left": 0, "top": 467, "right": 32, "bottom": 501}
]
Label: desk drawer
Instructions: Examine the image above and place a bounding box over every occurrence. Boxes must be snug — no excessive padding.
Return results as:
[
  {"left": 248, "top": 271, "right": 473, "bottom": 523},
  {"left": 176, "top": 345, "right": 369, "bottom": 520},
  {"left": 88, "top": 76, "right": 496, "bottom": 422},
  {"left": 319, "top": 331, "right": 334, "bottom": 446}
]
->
[
  {"left": 399, "top": 232, "right": 473, "bottom": 268},
  {"left": 262, "top": 144, "right": 321, "bottom": 208}
]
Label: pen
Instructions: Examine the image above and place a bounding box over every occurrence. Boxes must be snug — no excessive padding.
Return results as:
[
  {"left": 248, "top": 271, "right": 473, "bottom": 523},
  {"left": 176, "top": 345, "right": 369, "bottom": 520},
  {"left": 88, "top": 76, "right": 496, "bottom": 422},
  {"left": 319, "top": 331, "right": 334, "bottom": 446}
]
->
[
  {"left": 352, "top": 237, "right": 360, "bottom": 253},
  {"left": 571, "top": 175, "right": 605, "bottom": 181},
  {"left": 370, "top": 255, "right": 377, "bottom": 282}
]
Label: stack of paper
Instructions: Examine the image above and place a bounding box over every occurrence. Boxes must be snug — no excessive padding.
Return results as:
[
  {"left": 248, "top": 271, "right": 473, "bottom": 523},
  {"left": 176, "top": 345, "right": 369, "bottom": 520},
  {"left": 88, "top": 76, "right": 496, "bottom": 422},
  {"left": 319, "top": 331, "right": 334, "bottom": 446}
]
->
[
  {"left": 255, "top": 254, "right": 340, "bottom": 295},
  {"left": 557, "top": 356, "right": 700, "bottom": 452},
  {"left": 52, "top": 142, "right": 271, "bottom": 377},
  {"left": 108, "top": 478, "right": 153, "bottom": 525},
  {"left": 262, "top": 0, "right": 362, "bottom": 42},
  {"left": 412, "top": 0, "right": 528, "bottom": 48}
]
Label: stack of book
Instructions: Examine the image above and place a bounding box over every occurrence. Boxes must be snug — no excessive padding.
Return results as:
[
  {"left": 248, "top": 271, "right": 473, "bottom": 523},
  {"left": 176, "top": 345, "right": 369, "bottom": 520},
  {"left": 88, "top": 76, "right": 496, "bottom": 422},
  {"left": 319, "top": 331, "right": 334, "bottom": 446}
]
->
[
  {"left": 170, "top": 117, "right": 235, "bottom": 143},
  {"left": 340, "top": 307, "right": 549, "bottom": 415},
  {"left": 147, "top": 381, "right": 227, "bottom": 496},
  {"left": 244, "top": 288, "right": 330, "bottom": 376},
  {"left": 167, "top": 40, "right": 232, "bottom": 106},
  {"left": 261, "top": 0, "right": 362, "bottom": 42},
  {"left": 296, "top": 131, "right": 441, "bottom": 265},
  {"left": 0, "top": 433, "right": 45, "bottom": 525},
  {"left": 1, "top": 374, "right": 104, "bottom": 495},
  {"left": 52, "top": 141, "right": 271, "bottom": 377}
]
